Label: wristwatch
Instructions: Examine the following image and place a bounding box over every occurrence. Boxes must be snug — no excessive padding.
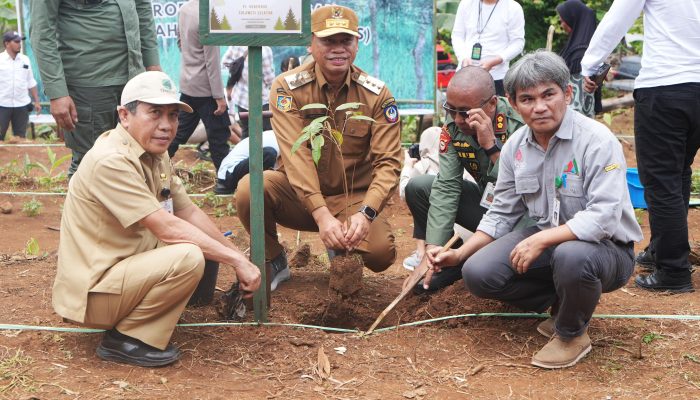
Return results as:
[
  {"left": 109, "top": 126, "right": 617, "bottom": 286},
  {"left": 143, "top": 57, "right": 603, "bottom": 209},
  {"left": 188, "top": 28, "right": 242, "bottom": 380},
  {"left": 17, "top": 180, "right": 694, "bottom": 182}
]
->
[
  {"left": 359, "top": 205, "right": 378, "bottom": 221},
  {"left": 483, "top": 139, "right": 502, "bottom": 156}
]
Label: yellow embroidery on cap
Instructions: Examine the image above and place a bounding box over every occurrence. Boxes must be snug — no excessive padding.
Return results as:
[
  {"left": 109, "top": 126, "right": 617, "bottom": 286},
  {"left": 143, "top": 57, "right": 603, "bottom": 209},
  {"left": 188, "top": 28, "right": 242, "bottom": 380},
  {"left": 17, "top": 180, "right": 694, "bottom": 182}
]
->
[{"left": 326, "top": 19, "right": 349, "bottom": 28}]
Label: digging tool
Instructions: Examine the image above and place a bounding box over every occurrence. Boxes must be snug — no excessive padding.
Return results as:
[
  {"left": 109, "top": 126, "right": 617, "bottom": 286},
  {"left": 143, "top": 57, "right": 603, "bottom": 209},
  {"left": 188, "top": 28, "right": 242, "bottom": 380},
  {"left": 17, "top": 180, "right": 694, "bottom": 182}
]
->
[{"left": 365, "top": 233, "right": 460, "bottom": 334}]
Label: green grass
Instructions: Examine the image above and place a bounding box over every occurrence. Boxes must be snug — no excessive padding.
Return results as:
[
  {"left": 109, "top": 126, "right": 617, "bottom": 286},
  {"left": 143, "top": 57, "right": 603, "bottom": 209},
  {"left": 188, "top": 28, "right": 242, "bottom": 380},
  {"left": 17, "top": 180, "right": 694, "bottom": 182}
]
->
[{"left": 21, "top": 198, "right": 43, "bottom": 217}]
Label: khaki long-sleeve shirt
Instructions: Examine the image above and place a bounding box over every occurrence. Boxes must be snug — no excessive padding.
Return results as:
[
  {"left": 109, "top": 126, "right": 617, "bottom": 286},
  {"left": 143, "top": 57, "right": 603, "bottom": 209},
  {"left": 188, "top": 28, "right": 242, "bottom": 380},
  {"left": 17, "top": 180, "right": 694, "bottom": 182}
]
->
[
  {"left": 270, "top": 62, "right": 401, "bottom": 215},
  {"left": 54, "top": 124, "right": 191, "bottom": 322},
  {"left": 30, "top": 0, "right": 159, "bottom": 99}
]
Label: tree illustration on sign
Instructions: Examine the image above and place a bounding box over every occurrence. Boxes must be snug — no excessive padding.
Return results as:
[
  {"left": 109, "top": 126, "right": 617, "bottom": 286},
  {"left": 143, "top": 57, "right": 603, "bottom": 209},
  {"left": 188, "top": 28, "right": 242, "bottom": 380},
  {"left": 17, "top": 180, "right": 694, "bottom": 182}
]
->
[
  {"left": 274, "top": 17, "right": 284, "bottom": 31},
  {"left": 220, "top": 15, "right": 232, "bottom": 29},
  {"left": 284, "top": 8, "right": 300, "bottom": 30},
  {"left": 210, "top": 8, "right": 231, "bottom": 30}
]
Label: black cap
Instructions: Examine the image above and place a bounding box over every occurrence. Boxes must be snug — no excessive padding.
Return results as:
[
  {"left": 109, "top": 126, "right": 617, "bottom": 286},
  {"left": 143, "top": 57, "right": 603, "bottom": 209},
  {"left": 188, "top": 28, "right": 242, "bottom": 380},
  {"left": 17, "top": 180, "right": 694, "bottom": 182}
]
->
[{"left": 3, "top": 31, "right": 25, "bottom": 43}]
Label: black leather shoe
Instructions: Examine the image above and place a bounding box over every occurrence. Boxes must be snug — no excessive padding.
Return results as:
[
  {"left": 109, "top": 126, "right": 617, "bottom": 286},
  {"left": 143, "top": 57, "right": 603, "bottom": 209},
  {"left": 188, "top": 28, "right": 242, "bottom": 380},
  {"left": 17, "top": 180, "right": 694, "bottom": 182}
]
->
[
  {"left": 213, "top": 180, "right": 233, "bottom": 195},
  {"left": 635, "top": 248, "right": 656, "bottom": 272},
  {"left": 96, "top": 329, "right": 181, "bottom": 367},
  {"left": 635, "top": 269, "right": 694, "bottom": 293},
  {"left": 413, "top": 266, "right": 463, "bottom": 295},
  {"left": 196, "top": 143, "right": 212, "bottom": 162}
]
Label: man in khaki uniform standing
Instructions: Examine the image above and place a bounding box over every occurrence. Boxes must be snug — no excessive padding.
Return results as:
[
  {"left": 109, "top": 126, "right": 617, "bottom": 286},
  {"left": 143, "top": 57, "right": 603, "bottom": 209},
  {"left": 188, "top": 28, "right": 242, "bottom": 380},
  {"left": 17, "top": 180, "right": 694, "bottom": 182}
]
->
[
  {"left": 55, "top": 71, "right": 260, "bottom": 367},
  {"left": 236, "top": 5, "right": 402, "bottom": 290}
]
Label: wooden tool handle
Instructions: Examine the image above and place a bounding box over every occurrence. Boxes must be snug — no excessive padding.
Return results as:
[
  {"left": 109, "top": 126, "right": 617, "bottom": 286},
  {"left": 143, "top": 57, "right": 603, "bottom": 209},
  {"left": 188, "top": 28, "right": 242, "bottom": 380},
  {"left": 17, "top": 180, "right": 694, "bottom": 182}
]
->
[{"left": 366, "top": 233, "right": 461, "bottom": 334}]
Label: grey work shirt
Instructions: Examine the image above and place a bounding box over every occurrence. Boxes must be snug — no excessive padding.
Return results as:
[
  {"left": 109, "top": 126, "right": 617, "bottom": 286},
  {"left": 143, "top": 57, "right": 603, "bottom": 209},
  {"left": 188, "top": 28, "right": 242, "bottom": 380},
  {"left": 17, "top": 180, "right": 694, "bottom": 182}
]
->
[{"left": 478, "top": 108, "right": 643, "bottom": 244}]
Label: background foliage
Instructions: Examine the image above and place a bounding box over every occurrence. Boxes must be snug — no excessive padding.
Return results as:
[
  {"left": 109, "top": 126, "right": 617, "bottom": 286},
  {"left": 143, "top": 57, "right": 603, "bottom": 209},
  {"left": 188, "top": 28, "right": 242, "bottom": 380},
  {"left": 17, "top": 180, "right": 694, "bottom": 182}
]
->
[{"left": 0, "top": 0, "right": 17, "bottom": 33}]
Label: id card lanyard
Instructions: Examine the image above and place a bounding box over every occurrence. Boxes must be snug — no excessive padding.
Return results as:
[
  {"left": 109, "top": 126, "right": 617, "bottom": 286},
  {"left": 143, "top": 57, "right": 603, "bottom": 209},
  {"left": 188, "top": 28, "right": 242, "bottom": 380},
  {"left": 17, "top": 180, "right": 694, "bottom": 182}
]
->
[{"left": 472, "top": 0, "right": 500, "bottom": 65}]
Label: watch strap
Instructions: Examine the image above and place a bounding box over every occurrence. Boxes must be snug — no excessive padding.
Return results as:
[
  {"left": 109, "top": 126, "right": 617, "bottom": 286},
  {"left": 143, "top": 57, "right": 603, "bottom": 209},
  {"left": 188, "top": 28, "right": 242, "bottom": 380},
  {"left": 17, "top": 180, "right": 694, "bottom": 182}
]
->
[
  {"left": 484, "top": 139, "right": 502, "bottom": 156},
  {"left": 359, "top": 205, "right": 378, "bottom": 221}
]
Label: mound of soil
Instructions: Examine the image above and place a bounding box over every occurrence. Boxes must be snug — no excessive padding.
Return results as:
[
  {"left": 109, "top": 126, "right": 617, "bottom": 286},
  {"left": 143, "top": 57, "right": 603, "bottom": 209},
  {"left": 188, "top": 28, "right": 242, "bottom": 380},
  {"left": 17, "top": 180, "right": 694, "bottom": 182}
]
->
[
  {"left": 289, "top": 243, "right": 311, "bottom": 268},
  {"left": 328, "top": 253, "right": 364, "bottom": 298}
]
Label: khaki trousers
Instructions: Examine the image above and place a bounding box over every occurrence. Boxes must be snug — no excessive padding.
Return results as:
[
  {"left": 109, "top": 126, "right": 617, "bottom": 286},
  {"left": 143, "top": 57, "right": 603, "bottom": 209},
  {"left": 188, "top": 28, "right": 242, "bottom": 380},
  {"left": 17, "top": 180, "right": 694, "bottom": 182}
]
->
[
  {"left": 236, "top": 170, "right": 396, "bottom": 272},
  {"left": 83, "top": 243, "right": 205, "bottom": 350}
]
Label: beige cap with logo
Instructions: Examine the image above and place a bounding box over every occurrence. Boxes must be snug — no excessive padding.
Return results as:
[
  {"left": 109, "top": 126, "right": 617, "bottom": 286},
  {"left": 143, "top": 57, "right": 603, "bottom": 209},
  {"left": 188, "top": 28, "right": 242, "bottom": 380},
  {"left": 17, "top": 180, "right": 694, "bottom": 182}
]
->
[
  {"left": 120, "top": 71, "right": 193, "bottom": 113},
  {"left": 311, "top": 5, "right": 360, "bottom": 38}
]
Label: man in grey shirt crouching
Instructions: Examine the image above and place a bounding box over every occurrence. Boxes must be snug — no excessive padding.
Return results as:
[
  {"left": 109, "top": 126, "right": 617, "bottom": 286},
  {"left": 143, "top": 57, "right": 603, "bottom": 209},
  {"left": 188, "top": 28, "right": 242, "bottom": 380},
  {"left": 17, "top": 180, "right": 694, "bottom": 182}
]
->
[{"left": 422, "top": 50, "right": 642, "bottom": 369}]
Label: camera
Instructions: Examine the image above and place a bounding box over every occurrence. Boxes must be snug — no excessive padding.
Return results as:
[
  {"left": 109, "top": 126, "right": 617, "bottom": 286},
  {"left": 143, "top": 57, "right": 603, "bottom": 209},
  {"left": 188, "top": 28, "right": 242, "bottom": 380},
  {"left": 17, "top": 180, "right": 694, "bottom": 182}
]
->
[{"left": 408, "top": 143, "right": 421, "bottom": 160}]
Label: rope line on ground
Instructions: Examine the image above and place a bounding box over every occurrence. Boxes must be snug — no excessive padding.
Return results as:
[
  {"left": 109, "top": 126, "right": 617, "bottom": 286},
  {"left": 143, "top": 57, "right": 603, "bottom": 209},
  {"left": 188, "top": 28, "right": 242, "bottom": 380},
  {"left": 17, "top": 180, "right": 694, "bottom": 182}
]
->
[
  {"left": 1, "top": 312, "right": 698, "bottom": 335},
  {"left": 0, "top": 191, "right": 228, "bottom": 198}
]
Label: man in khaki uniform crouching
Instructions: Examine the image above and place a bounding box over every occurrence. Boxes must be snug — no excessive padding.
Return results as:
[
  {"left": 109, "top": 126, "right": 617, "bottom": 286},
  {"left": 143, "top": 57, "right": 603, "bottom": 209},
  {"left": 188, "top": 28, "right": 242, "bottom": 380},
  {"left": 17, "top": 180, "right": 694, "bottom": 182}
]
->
[
  {"left": 236, "top": 5, "right": 402, "bottom": 291},
  {"left": 54, "top": 71, "right": 260, "bottom": 367}
]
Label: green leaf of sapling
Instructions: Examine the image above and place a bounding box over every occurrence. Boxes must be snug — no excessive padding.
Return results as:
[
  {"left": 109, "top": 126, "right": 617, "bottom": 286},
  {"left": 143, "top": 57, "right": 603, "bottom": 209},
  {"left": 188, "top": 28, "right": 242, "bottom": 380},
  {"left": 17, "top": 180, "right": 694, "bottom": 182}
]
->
[
  {"left": 349, "top": 115, "right": 375, "bottom": 122},
  {"left": 336, "top": 102, "right": 364, "bottom": 111},
  {"left": 300, "top": 103, "right": 329, "bottom": 111}
]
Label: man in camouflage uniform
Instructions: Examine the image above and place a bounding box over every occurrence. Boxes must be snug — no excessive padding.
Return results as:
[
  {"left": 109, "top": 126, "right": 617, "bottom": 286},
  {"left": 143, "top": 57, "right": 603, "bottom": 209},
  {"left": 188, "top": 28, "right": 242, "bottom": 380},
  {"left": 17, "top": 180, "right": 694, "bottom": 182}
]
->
[
  {"left": 236, "top": 5, "right": 402, "bottom": 291},
  {"left": 405, "top": 66, "right": 524, "bottom": 293}
]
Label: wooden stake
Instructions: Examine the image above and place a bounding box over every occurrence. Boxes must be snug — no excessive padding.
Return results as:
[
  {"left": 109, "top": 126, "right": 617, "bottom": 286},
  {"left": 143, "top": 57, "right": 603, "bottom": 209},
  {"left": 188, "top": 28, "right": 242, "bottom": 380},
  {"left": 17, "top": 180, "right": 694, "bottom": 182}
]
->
[{"left": 365, "top": 233, "right": 460, "bottom": 334}]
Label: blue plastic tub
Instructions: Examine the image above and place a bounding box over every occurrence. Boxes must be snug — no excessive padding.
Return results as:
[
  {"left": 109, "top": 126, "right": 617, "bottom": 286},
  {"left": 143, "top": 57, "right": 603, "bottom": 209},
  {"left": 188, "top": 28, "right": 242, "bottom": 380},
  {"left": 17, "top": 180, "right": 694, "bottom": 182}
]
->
[{"left": 626, "top": 168, "right": 647, "bottom": 209}]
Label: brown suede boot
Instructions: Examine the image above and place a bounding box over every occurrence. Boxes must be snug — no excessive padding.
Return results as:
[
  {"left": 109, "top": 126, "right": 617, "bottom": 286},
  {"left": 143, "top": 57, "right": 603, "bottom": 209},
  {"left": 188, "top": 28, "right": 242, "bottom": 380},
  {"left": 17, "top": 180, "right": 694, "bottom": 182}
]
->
[
  {"left": 531, "top": 332, "right": 592, "bottom": 369},
  {"left": 537, "top": 317, "right": 555, "bottom": 339}
]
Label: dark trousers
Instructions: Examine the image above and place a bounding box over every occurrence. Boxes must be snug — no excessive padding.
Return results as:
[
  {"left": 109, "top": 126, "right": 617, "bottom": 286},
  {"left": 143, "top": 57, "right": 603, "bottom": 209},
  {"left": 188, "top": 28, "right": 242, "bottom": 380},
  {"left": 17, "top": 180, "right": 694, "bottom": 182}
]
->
[
  {"left": 463, "top": 226, "right": 635, "bottom": 338},
  {"left": 0, "top": 105, "right": 29, "bottom": 139},
  {"left": 65, "top": 85, "right": 123, "bottom": 176},
  {"left": 220, "top": 146, "right": 278, "bottom": 193},
  {"left": 634, "top": 83, "right": 700, "bottom": 272},
  {"left": 237, "top": 104, "right": 272, "bottom": 139},
  {"left": 404, "top": 174, "right": 486, "bottom": 241},
  {"left": 168, "top": 94, "right": 231, "bottom": 172}
]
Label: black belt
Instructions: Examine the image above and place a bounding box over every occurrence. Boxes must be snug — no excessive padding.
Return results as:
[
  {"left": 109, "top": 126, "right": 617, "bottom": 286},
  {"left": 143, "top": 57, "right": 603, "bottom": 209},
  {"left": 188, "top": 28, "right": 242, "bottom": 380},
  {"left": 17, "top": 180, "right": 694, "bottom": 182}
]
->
[{"left": 81, "top": 0, "right": 103, "bottom": 4}]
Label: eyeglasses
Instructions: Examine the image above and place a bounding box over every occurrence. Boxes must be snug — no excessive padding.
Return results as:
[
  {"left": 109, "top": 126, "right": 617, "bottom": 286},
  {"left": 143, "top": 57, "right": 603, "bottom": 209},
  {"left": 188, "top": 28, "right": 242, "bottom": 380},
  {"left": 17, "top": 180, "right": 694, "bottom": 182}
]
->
[{"left": 442, "top": 96, "right": 493, "bottom": 119}]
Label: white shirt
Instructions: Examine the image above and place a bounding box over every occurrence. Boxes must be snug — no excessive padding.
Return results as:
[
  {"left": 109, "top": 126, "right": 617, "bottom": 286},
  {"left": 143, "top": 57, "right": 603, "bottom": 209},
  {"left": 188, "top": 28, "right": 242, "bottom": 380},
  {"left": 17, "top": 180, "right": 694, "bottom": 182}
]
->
[
  {"left": 581, "top": 0, "right": 700, "bottom": 89},
  {"left": 217, "top": 130, "right": 279, "bottom": 180},
  {"left": 451, "top": 0, "right": 525, "bottom": 80},
  {"left": 0, "top": 51, "right": 37, "bottom": 107}
]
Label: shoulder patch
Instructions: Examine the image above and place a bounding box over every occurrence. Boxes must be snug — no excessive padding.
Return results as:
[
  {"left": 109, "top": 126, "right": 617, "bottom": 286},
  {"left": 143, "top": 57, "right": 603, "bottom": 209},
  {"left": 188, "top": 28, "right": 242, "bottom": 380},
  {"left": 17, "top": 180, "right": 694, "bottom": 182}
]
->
[
  {"left": 604, "top": 163, "right": 619, "bottom": 172},
  {"left": 383, "top": 104, "right": 399, "bottom": 123},
  {"left": 284, "top": 70, "right": 315, "bottom": 90},
  {"left": 353, "top": 73, "right": 385, "bottom": 95},
  {"left": 276, "top": 95, "right": 293, "bottom": 112},
  {"left": 495, "top": 113, "right": 506, "bottom": 133},
  {"left": 439, "top": 125, "right": 451, "bottom": 153}
]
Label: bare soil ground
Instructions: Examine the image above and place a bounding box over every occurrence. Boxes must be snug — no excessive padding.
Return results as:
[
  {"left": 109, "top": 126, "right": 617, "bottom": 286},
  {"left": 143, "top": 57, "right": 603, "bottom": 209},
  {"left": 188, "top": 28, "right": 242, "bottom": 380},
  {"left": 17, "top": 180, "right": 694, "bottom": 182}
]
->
[{"left": 1, "top": 109, "right": 700, "bottom": 399}]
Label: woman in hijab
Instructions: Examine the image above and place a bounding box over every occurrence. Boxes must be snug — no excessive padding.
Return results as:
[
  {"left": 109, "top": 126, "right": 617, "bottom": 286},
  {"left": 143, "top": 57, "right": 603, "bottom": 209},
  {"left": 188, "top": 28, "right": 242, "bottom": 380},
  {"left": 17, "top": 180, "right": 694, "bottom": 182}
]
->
[{"left": 556, "top": 0, "right": 601, "bottom": 117}]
